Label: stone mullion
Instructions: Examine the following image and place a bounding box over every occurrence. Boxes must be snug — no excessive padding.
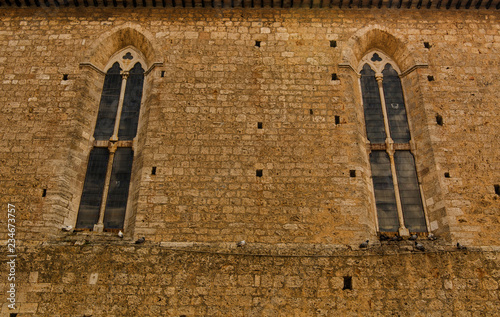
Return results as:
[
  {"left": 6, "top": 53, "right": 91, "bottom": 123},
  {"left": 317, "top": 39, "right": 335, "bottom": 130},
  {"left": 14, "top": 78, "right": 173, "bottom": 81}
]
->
[
  {"left": 376, "top": 74, "right": 409, "bottom": 237},
  {"left": 387, "top": 146, "right": 409, "bottom": 236},
  {"left": 110, "top": 71, "right": 129, "bottom": 142},
  {"left": 93, "top": 71, "right": 129, "bottom": 232},
  {"left": 93, "top": 142, "right": 118, "bottom": 232},
  {"left": 375, "top": 74, "right": 393, "bottom": 145}
]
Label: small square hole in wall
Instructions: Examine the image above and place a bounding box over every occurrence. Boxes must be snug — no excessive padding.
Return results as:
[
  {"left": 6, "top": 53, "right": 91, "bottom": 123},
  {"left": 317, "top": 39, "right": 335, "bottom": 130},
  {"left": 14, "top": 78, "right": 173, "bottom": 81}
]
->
[
  {"left": 436, "top": 114, "right": 443, "bottom": 126},
  {"left": 62, "top": 74, "right": 68, "bottom": 80},
  {"left": 349, "top": 170, "right": 356, "bottom": 178},
  {"left": 494, "top": 185, "right": 500, "bottom": 196},
  {"left": 152, "top": 167, "right": 157, "bottom": 175},
  {"left": 444, "top": 172, "right": 450, "bottom": 178},
  {"left": 424, "top": 42, "right": 431, "bottom": 49},
  {"left": 255, "top": 41, "right": 261, "bottom": 47},
  {"left": 428, "top": 75, "right": 435, "bottom": 81},
  {"left": 335, "top": 115, "right": 340, "bottom": 125},
  {"left": 256, "top": 170, "right": 263, "bottom": 177},
  {"left": 10, "top": 313, "right": 18, "bottom": 317},
  {"left": 330, "top": 40, "right": 337, "bottom": 48},
  {"left": 160, "top": 71, "right": 165, "bottom": 78},
  {"left": 257, "top": 122, "right": 263, "bottom": 129},
  {"left": 332, "top": 73, "right": 338, "bottom": 81},
  {"left": 42, "top": 189, "right": 47, "bottom": 197},
  {"left": 309, "top": 109, "right": 313, "bottom": 115},
  {"left": 343, "top": 276, "right": 352, "bottom": 290}
]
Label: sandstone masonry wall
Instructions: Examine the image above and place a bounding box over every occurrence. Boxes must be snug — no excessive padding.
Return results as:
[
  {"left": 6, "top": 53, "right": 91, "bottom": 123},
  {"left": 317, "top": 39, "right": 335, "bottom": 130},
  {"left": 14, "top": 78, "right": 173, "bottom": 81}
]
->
[
  {"left": 0, "top": 7, "right": 499, "bottom": 245},
  {"left": 1, "top": 244, "right": 499, "bottom": 316},
  {"left": 0, "top": 6, "right": 499, "bottom": 317}
]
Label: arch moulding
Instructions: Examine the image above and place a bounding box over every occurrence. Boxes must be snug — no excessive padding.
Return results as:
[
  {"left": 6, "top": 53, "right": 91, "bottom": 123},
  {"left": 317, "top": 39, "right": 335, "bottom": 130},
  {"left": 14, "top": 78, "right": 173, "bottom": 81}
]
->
[
  {"left": 81, "top": 23, "right": 163, "bottom": 74},
  {"left": 339, "top": 25, "right": 427, "bottom": 76}
]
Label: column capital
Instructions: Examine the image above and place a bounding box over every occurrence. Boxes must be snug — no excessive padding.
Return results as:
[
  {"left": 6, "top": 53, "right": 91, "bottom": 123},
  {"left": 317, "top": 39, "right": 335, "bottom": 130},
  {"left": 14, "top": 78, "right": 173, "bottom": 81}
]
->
[
  {"left": 385, "top": 138, "right": 395, "bottom": 155},
  {"left": 108, "top": 141, "right": 119, "bottom": 153},
  {"left": 121, "top": 71, "right": 130, "bottom": 80}
]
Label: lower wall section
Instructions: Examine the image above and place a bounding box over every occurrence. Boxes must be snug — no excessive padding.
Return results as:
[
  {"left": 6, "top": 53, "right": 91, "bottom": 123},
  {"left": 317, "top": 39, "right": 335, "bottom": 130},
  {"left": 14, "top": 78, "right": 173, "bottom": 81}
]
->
[{"left": 2, "top": 243, "right": 499, "bottom": 316}]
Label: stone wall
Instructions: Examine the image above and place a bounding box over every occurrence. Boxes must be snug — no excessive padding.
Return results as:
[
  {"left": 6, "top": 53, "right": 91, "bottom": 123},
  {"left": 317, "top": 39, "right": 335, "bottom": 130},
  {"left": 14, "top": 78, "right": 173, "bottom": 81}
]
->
[
  {"left": 0, "top": 5, "right": 499, "bottom": 258},
  {"left": 1, "top": 5, "right": 499, "bottom": 316},
  {"left": 1, "top": 243, "right": 499, "bottom": 316}
]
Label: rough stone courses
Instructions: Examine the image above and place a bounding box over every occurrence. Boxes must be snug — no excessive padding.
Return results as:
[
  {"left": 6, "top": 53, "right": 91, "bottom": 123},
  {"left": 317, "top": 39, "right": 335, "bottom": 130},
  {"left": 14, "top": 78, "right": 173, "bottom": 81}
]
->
[
  {"left": 1, "top": 244, "right": 500, "bottom": 316},
  {"left": 0, "top": 6, "right": 499, "bottom": 317},
  {"left": 0, "top": 9, "right": 499, "bottom": 246}
]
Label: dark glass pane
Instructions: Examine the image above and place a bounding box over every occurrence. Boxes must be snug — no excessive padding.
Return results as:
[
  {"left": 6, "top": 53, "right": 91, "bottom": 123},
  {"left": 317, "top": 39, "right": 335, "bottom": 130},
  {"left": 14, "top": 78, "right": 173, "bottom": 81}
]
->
[
  {"left": 361, "top": 64, "right": 386, "bottom": 144},
  {"left": 118, "top": 63, "right": 144, "bottom": 140},
  {"left": 382, "top": 64, "right": 411, "bottom": 143},
  {"left": 76, "top": 148, "right": 110, "bottom": 229},
  {"left": 94, "top": 63, "right": 122, "bottom": 140},
  {"left": 395, "top": 151, "right": 426, "bottom": 232},
  {"left": 103, "top": 148, "right": 134, "bottom": 229},
  {"left": 370, "top": 151, "right": 399, "bottom": 232}
]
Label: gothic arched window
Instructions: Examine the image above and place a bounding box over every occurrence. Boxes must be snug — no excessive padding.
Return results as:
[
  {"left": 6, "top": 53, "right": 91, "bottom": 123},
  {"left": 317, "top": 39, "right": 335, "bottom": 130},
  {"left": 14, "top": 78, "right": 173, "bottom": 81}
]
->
[
  {"left": 359, "top": 52, "right": 427, "bottom": 235},
  {"left": 76, "top": 48, "right": 145, "bottom": 232}
]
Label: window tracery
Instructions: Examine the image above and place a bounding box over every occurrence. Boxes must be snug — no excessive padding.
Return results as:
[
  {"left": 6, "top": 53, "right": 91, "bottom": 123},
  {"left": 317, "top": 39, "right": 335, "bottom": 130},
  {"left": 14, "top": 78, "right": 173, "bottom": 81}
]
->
[
  {"left": 359, "top": 51, "right": 427, "bottom": 235},
  {"left": 76, "top": 47, "right": 145, "bottom": 232}
]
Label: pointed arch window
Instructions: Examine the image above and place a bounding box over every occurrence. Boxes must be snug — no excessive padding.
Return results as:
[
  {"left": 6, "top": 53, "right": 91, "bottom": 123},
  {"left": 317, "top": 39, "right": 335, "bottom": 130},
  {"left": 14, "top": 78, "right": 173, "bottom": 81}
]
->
[
  {"left": 76, "top": 49, "right": 145, "bottom": 232},
  {"left": 359, "top": 52, "right": 427, "bottom": 235}
]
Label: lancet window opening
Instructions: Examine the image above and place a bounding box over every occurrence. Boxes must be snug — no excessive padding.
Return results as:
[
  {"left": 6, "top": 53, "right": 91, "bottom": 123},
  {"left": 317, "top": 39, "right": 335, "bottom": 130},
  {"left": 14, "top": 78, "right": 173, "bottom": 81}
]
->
[
  {"left": 76, "top": 48, "right": 145, "bottom": 232},
  {"left": 358, "top": 51, "right": 428, "bottom": 235}
]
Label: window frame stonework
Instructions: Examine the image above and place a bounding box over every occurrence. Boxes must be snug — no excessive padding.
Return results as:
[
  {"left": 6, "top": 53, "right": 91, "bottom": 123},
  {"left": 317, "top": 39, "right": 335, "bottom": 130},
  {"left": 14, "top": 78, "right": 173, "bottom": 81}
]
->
[
  {"left": 358, "top": 50, "right": 430, "bottom": 236},
  {"left": 76, "top": 47, "right": 147, "bottom": 233}
]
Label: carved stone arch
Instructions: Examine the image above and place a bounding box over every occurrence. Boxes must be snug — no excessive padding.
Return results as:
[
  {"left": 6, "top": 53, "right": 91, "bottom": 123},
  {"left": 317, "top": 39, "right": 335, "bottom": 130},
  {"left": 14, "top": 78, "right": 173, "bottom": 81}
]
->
[
  {"left": 84, "top": 23, "right": 162, "bottom": 71},
  {"left": 342, "top": 26, "right": 418, "bottom": 73}
]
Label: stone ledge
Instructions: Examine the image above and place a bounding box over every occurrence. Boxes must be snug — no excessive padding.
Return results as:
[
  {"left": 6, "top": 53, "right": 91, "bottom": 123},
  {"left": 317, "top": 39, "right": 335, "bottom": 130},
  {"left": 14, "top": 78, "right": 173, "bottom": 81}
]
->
[{"left": 8, "top": 239, "right": 499, "bottom": 258}]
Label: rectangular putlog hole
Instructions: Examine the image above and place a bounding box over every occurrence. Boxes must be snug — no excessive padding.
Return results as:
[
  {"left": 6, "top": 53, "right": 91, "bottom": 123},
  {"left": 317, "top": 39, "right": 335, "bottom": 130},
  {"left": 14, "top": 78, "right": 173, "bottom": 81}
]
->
[
  {"left": 42, "top": 189, "right": 47, "bottom": 197},
  {"left": 332, "top": 73, "right": 339, "bottom": 81},
  {"left": 257, "top": 122, "right": 263, "bottom": 129},
  {"left": 335, "top": 115, "right": 340, "bottom": 125},
  {"left": 427, "top": 75, "right": 435, "bottom": 81},
  {"left": 444, "top": 172, "right": 450, "bottom": 178},
  {"left": 256, "top": 169, "right": 263, "bottom": 177},
  {"left": 330, "top": 40, "right": 337, "bottom": 47},
  {"left": 343, "top": 276, "right": 352, "bottom": 290},
  {"left": 152, "top": 167, "right": 157, "bottom": 175},
  {"left": 436, "top": 114, "right": 443, "bottom": 126},
  {"left": 349, "top": 170, "right": 356, "bottom": 177},
  {"left": 424, "top": 42, "right": 431, "bottom": 49},
  {"left": 255, "top": 41, "right": 261, "bottom": 47},
  {"left": 495, "top": 184, "right": 500, "bottom": 196},
  {"left": 160, "top": 71, "right": 165, "bottom": 78}
]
